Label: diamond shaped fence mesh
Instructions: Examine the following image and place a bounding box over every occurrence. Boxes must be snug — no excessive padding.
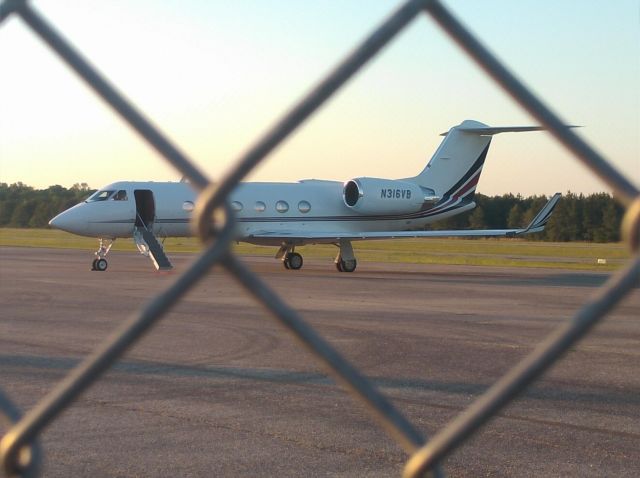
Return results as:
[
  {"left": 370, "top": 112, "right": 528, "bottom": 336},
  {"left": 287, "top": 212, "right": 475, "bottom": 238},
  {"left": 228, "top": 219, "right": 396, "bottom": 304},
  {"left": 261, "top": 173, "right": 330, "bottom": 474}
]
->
[{"left": 1, "top": 1, "right": 638, "bottom": 477}]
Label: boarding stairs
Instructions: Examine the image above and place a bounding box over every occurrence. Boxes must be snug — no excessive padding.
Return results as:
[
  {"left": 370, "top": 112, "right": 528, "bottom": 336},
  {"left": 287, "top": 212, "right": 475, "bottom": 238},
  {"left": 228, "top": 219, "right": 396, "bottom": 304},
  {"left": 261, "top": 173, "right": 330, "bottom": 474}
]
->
[{"left": 133, "top": 224, "right": 173, "bottom": 271}]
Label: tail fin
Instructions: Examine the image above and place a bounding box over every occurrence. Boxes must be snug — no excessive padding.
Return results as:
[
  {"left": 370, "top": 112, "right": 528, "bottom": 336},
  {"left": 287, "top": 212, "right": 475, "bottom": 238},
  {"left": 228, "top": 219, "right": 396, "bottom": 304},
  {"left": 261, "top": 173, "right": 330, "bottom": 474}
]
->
[{"left": 408, "top": 120, "right": 545, "bottom": 203}]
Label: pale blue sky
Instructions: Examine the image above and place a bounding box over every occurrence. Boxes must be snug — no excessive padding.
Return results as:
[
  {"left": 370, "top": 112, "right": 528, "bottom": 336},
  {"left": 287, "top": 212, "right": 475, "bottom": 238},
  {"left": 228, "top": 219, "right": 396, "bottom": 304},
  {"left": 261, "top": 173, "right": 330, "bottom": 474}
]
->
[{"left": 1, "top": 1, "right": 638, "bottom": 196}]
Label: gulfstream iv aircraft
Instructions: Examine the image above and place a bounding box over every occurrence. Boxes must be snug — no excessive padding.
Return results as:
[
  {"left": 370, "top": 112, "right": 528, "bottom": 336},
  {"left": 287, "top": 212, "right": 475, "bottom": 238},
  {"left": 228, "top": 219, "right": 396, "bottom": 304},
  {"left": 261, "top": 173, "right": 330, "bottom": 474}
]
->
[{"left": 49, "top": 120, "right": 561, "bottom": 272}]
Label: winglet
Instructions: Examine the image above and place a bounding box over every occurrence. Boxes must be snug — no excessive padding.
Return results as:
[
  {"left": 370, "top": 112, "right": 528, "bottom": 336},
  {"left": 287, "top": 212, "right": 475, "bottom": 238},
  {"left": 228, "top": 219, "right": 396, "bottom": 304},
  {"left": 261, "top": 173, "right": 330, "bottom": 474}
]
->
[{"left": 521, "top": 193, "right": 562, "bottom": 233}]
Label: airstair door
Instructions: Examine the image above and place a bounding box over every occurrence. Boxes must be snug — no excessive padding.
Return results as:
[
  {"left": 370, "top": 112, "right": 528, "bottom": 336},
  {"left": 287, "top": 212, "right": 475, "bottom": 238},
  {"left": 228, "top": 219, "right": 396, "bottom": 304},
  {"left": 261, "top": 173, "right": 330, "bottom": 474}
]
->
[
  {"left": 134, "top": 189, "right": 155, "bottom": 230},
  {"left": 133, "top": 189, "right": 172, "bottom": 270}
]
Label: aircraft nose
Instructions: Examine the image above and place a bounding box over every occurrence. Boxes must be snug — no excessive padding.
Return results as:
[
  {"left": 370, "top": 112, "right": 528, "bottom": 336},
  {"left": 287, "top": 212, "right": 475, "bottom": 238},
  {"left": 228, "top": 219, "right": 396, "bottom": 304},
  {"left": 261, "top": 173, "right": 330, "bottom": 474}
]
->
[
  {"left": 49, "top": 205, "right": 88, "bottom": 234},
  {"left": 48, "top": 214, "right": 64, "bottom": 229}
]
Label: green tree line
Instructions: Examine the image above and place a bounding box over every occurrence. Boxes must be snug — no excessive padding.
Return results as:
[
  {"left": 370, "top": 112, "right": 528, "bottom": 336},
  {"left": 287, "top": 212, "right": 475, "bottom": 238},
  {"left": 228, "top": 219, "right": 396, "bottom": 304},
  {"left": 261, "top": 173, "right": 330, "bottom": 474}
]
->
[
  {"left": 0, "top": 183, "right": 625, "bottom": 242},
  {"left": 0, "top": 182, "right": 94, "bottom": 228},
  {"left": 428, "top": 192, "right": 624, "bottom": 242}
]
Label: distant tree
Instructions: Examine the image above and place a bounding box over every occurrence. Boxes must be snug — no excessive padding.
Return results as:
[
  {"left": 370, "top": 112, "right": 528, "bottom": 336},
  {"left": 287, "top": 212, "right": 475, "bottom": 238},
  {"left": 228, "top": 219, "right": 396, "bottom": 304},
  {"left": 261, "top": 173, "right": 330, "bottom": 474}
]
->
[
  {"left": 483, "top": 193, "right": 518, "bottom": 228},
  {"left": 548, "top": 193, "right": 580, "bottom": 241},
  {"left": 10, "top": 199, "right": 37, "bottom": 227},
  {"left": 582, "top": 193, "right": 601, "bottom": 241},
  {"left": 600, "top": 198, "right": 621, "bottom": 242},
  {"left": 29, "top": 202, "right": 52, "bottom": 228},
  {"left": 574, "top": 193, "right": 586, "bottom": 240},
  {"left": 468, "top": 205, "right": 486, "bottom": 229},
  {"left": 0, "top": 199, "right": 17, "bottom": 226},
  {"left": 0, "top": 182, "right": 94, "bottom": 229},
  {"left": 507, "top": 204, "right": 524, "bottom": 228}
]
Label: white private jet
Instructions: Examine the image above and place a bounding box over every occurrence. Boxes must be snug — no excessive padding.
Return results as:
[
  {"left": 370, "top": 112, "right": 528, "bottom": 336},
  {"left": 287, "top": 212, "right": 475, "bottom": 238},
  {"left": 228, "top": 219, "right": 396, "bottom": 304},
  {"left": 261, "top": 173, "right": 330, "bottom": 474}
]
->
[{"left": 49, "top": 120, "right": 561, "bottom": 272}]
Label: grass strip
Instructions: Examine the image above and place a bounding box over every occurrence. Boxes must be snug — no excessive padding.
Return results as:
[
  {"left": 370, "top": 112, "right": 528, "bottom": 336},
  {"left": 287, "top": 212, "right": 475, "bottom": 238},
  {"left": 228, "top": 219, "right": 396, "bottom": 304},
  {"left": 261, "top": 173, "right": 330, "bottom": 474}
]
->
[{"left": 0, "top": 228, "right": 628, "bottom": 271}]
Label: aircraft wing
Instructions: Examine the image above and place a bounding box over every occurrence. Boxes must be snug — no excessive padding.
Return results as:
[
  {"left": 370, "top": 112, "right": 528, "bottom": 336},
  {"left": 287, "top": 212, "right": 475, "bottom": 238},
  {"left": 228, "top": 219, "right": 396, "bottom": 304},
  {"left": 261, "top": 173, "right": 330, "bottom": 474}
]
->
[{"left": 249, "top": 193, "right": 561, "bottom": 243}]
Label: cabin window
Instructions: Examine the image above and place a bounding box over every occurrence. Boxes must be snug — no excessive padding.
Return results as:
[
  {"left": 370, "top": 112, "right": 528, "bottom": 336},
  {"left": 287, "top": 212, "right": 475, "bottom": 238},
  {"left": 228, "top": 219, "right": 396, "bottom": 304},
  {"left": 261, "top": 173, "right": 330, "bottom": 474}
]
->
[
  {"left": 182, "top": 201, "right": 195, "bottom": 212},
  {"left": 275, "top": 200, "right": 289, "bottom": 213},
  {"left": 231, "top": 201, "right": 243, "bottom": 212},
  {"left": 298, "top": 200, "right": 311, "bottom": 213},
  {"left": 86, "top": 190, "right": 115, "bottom": 202},
  {"left": 112, "top": 190, "right": 128, "bottom": 201},
  {"left": 254, "top": 201, "right": 266, "bottom": 212}
]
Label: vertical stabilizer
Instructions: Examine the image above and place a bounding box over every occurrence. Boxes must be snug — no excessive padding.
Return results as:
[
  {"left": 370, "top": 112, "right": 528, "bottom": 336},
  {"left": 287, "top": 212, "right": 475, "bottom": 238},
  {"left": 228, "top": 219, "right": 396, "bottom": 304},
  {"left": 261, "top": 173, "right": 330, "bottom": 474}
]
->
[
  {"left": 408, "top": 120, "right": 492, "bottom": 203},
  {"left": 407, "top": 120, "right": 548, "bottom": 203}
]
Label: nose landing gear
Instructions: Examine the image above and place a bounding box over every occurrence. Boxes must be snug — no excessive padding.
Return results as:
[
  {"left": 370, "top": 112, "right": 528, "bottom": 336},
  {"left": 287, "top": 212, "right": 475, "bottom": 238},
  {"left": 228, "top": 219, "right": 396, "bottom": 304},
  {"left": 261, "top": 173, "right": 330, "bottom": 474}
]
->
[
  {"left": 276, "top": 243, "right": 304, "bottom": 270},
  {"left": 91, "top": 238, "right": 114, "bottom": 271},
  {"left": 284, "top": 251, "right": 303, "bottom": 270},
  {"left": 92, "top": 258, "right": 108, "bottom": 271}
]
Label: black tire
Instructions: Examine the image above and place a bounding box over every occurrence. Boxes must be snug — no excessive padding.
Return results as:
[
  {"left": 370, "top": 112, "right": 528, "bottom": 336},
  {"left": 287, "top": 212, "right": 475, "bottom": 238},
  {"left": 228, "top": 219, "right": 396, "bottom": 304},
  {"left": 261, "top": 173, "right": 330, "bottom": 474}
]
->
[
  {"left": 287, "top": 252, "right": 303, "bottom": 270},
  {"left": 335, "top": 260, "right": 343, "bottom": 272},
  {"left": 340, "top": 259, "right": 356, "bottom": 273},
  {"left": 91, "top": 258, "right": 98, "bottom": 271},
  {"left": 95, "top": 258, "right": 108, "bottom": 271},
  {"left": 283, "top": 258, "right": 290, "bottom": 269}
]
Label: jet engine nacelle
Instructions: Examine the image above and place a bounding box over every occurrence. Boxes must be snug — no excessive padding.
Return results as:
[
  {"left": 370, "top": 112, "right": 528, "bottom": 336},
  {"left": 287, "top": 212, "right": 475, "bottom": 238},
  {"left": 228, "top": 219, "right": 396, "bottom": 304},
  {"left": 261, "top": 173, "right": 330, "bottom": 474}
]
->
[{"left": 343, "top": 177, "right": 435, "bottom": 215}]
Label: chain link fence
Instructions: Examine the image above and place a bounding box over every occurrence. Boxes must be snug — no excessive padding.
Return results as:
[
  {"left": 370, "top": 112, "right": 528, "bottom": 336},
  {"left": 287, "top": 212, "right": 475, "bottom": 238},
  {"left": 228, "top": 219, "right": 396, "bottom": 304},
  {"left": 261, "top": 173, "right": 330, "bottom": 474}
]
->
[{"left": 1, "top": 0, "right": 638, "bottom": 476}]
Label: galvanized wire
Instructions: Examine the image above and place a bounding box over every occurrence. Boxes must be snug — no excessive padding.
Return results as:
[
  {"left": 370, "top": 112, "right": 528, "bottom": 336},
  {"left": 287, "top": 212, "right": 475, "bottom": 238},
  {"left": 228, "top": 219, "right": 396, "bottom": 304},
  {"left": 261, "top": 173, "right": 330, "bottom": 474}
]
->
[
  {"left": 10, "top": 0, "right": 210, "bottom": 191},
  {"left": 1, "top": 1, "right": 638, "bottom": 477},
  {"left": 195, "top": 0, "right": 432, "bottom": 230},
  {"left": 0, "top": 390, "right": 41, "bottom": 478},
  {"left": 221, "top": 253, "right": 428, "bottom": 455},
  {"left": 403, "top": 256, "right": 640, "bottom": 477},
  {"left": 425, "top": 0, "right": 639, "bottom": 207},
  {"left": 0, "top": 204, "right": 235, "bottom": 475}
]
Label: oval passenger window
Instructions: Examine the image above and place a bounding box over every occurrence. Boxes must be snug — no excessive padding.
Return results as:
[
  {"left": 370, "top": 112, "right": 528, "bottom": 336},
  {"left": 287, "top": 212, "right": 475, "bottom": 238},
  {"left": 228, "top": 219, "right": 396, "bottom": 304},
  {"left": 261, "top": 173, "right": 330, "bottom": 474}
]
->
[
  {"left": 275, "top": 201, "right": 289, "bottom": 213},
  {"left": 298, "top": 200, "right": 311, "bottom": 213}
]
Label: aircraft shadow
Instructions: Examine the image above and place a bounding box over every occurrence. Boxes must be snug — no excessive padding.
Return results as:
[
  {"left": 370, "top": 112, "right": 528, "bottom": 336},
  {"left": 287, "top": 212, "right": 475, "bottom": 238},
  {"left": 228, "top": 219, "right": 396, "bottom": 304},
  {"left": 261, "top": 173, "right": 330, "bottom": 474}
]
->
[{"left": 2, "top": 354, "right": 638, "bottom": 408}]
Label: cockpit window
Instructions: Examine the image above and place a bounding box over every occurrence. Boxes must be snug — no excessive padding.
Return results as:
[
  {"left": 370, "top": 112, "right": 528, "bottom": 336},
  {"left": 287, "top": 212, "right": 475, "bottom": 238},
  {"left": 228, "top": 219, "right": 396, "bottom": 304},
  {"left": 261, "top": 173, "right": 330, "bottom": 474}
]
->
[
  {"left": 86, "top": 190, "right": 115, "bottom": 202},
  {"left": 112, "top": 190, "right": 128, "bottom": 201}
]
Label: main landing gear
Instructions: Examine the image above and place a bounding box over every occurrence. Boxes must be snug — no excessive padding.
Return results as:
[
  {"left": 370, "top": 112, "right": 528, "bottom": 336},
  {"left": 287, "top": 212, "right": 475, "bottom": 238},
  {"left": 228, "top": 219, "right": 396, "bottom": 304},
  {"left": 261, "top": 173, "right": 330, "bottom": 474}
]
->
[
  {"left": 91, "top": 238, "right": 114, "bottom": 271},
  {"left": 334, "top": 239, "right": 357, "bottom": 273},
  {"left": 335, "top": 256, "right": 357, "bottom": 272},
  {"left": 276, "top": 240, "right": 358, "bottom": 272},
  {"left": 276, "top": 244, "right": 303, "bottom": 270}
]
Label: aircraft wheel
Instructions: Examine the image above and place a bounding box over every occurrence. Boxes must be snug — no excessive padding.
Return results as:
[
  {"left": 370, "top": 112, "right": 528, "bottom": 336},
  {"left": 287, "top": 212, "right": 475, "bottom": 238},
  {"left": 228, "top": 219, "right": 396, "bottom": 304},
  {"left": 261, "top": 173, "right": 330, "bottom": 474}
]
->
[
  {"left": 335, "top": 260, "right": 343, "bottom": 272},
  {"left": 283, "top": 258, "right": 290, "bottom": 269},
  {"left": 91, "top": 258, "right": 98, "bottom": 270},
  {"left": 95, "top": 258, "right": 108, "bottom": 271},
  {"left": 287, "top": 252, "right": 303, "bottom": 270},
  {"left": 339, "top": 258, "right": 356, "bottom": 273}
]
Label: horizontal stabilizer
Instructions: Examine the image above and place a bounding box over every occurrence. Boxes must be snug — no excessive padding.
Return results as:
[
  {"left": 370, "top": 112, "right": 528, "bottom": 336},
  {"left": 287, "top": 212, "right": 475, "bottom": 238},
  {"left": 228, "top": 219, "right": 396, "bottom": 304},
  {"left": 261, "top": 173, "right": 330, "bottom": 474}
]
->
[{"left": 440, "top": 125, "right": 579, "bottom": 136}]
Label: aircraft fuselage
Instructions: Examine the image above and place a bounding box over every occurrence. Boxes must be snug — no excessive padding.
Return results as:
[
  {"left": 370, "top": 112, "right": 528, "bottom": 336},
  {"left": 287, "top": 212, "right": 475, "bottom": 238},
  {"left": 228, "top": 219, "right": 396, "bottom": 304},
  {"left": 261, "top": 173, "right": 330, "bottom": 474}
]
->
[
  {"left": 48, "top": 120, "right": 560, "bottom": 272},
  {"left": 54, "top": 180, "right": 472, "bottom": 245}
]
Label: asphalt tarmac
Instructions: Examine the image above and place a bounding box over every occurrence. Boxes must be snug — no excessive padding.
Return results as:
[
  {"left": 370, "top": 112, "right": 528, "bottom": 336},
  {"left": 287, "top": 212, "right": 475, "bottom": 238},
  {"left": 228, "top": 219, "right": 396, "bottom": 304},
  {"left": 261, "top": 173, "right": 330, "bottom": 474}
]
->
[{"left": 1, "top": 246, "right": 639, "bottom": 477}]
